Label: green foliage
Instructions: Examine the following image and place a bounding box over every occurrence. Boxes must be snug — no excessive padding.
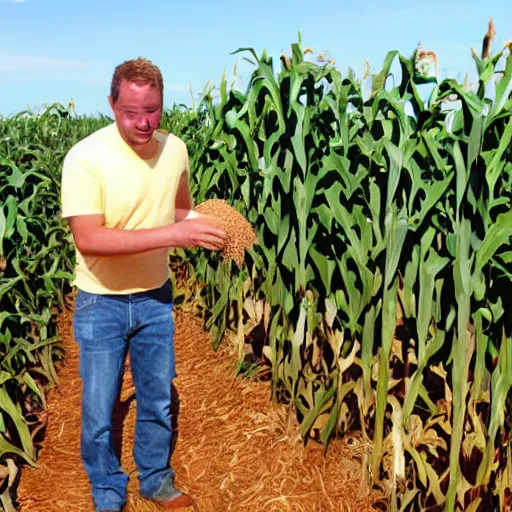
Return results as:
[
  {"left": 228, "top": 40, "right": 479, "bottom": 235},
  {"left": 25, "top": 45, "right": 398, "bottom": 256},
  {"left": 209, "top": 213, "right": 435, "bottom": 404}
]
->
[
  {"left": 188, "top": 37, "right": 512, "bottom": 511},
  {"left": 1, "top": 36, "right": 512, "bottom": 512},
  {"left": 0, "top": 105, "right": 102, "bottom": 469}
]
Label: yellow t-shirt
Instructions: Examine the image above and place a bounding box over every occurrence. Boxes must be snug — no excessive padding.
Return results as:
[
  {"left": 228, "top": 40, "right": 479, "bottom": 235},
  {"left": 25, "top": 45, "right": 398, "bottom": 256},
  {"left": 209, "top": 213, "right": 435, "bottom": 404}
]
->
[{"left": 60, "top": 123, "right": 188, "bottom": 295}]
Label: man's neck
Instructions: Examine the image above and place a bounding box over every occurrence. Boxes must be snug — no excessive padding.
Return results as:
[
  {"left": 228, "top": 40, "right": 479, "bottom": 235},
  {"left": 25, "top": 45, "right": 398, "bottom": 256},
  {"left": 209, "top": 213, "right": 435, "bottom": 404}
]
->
[{"left": 131, "top": 138, "right": 159, "bottom": 160}]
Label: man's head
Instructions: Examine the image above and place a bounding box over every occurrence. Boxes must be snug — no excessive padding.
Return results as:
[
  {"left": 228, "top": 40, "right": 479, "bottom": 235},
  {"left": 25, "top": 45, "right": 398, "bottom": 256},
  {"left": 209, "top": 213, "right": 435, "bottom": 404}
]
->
[{"left": 108, "top": 57, "right": 164, "bottom": 149}]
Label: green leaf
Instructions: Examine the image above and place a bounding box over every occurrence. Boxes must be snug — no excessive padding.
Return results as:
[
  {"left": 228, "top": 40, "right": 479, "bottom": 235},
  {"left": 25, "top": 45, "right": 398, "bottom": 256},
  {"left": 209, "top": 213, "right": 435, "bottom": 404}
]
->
[
  {"left": 0, "top": 433, "right": 36, "bottom": 466},
  {"left": 4, "top": 196, "right": 18, "bottom": 241},
  {"left": 263, "top": 206, "right": 281, "bottom": 236},
  {"left": 371, "top": 51, "right": 398, "bottom": 98},
  {"left": 0, "top": 158, "right": 24, "bottom": 188},
  {"left": 16, "top": 216, "right": 28, "bottom": 244},
  {"left": 0, "top": 208, "right": 5, "bottom": 256},
  {"left": 309, "top": 246, "right": 335, "bottom": 293},
  {"left": 282, "top": 229, "right": 299, "bottom": 272},
  {"left": 0, "top": 386, "right": 35, "bottom": 460},
  {"left": 474, "top": 210, "right": 512, "bottom": 276},
  {"left": 489, "top": 53, "right": 512, "bottom": 122}
]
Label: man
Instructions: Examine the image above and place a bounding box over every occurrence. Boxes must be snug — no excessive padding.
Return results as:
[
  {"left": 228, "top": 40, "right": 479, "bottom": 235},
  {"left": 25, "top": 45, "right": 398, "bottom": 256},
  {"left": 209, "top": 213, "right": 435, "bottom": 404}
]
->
[{"left": 60, "top": 57, "right": 226, "bottom": 512}]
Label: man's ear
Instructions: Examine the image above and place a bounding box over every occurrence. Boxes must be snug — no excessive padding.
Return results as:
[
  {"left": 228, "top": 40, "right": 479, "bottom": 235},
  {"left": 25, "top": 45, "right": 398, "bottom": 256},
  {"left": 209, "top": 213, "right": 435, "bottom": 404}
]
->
[{"left": 107, "top": 95, "right": 114, "bottom": 111}]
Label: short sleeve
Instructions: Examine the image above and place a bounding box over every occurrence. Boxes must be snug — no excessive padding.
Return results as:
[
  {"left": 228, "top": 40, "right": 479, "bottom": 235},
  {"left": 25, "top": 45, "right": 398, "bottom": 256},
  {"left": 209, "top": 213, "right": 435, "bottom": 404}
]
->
[{"left": 60, "top": 149, "right": 103, "bottom": 219}]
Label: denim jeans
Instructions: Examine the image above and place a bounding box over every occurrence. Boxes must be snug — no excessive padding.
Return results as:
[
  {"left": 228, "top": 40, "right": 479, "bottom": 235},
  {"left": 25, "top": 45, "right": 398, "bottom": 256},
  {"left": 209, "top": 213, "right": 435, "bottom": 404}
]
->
[{"left": 73, "top": 280, "right": 177, "bottom": 511}]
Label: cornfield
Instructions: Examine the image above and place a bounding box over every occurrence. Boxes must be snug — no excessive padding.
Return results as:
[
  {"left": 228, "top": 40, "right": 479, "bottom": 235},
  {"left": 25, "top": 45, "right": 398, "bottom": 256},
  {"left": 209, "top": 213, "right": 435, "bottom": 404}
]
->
[
  {"left": 186, "top": 31, "right": 512, "bottom": 511},
  {"left": 1, "top": 24, "right": 512, "bottom": 512}
]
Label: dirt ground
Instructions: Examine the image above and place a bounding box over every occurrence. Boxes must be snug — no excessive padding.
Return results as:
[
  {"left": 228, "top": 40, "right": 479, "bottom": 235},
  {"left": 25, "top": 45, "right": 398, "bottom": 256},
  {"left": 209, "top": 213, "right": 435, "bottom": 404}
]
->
[{"left": 16, "top": 303, "right": 385, "bottom": 512}]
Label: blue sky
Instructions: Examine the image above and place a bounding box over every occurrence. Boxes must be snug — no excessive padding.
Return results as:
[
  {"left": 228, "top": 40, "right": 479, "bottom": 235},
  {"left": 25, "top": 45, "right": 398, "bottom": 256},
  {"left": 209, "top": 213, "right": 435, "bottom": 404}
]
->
[{"left": 1, "top": 0, "right": 510, "bottom": 117}]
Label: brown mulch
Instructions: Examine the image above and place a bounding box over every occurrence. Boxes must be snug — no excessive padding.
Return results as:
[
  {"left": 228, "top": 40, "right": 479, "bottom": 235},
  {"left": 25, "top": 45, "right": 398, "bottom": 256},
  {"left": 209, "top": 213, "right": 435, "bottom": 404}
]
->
[{"left": 17, "top": 303, "right": 385, "bottom": 512}]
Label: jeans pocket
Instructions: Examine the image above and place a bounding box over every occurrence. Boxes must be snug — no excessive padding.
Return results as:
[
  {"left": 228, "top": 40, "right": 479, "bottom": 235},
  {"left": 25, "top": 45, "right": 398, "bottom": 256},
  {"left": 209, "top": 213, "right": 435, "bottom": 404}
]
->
[
  {"left": 74, "top": 291, "right": 98, "bottom": 312},
  {"left": 73, "top": 291, "right": 99, "bottom": 344}
]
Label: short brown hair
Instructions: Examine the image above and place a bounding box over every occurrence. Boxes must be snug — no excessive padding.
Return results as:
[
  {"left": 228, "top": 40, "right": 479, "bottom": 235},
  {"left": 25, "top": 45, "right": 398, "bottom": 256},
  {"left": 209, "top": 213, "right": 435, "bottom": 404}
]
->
[{"left": 110, "top": 57, "right": 164, "bottom": 104}]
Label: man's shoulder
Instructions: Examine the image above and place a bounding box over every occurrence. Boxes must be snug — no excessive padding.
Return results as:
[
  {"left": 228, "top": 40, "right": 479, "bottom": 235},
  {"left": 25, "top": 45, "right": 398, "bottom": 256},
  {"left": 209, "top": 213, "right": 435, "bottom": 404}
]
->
[
  {"left": 65, "top": 123, "right": 116, "bottom": 161},
  {"left": 155, "top": 129, "right": 187, "bottom": 154},
  {"left": 155, "top": 128, "right": 184, "bottom": 144}
]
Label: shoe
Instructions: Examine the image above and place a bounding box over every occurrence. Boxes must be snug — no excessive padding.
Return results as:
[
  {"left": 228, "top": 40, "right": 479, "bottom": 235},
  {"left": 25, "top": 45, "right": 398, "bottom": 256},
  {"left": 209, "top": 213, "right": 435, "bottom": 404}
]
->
[
  {"left": 157, "top": 492, "right": 195, "bottom": 509},
  {"left": 141, "top": 475, "right": 195, "bottom": 509},
  {"left": 145, "top": 490, "right": 195, "bottom": 509},
  {"left": 143, "top": 484, "right": 195, "bottom": 509}
]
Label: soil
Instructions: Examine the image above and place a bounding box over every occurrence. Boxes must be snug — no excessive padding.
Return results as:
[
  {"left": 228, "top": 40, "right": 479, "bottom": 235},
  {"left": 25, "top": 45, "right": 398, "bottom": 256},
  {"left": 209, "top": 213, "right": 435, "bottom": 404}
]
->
[{"left": 16, "top": 302, "right": 385, "bottom": 512}]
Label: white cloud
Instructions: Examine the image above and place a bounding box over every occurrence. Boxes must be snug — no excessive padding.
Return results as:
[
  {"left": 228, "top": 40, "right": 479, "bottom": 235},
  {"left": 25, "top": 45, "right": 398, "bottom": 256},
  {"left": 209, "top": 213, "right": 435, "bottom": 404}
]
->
[
  {"left": 0, "top": 52, "right": 93, "bottom": 72},
  {"left": 165, "top": 83, "right": 191, "bottom": 93}
]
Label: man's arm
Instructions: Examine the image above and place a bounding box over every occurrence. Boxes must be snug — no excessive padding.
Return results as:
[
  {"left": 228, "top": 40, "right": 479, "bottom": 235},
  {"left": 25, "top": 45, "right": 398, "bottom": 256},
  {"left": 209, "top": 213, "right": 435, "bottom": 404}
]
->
[{"left": 68, "top": 214, "right": 226, "bottom": 257}]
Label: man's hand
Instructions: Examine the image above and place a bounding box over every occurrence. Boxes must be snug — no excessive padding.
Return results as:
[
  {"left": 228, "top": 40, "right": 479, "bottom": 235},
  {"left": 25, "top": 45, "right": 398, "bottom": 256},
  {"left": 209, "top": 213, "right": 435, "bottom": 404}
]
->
[{"left": 167, "top": 217, "right": 226, "bottom": 251}]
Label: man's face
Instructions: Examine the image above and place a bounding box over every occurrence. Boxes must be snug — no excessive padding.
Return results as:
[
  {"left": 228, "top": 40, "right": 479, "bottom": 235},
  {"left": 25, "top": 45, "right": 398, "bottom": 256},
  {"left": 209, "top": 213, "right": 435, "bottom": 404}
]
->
[{"left": 109, "top": 79, "right": 162, "bottom": 148}]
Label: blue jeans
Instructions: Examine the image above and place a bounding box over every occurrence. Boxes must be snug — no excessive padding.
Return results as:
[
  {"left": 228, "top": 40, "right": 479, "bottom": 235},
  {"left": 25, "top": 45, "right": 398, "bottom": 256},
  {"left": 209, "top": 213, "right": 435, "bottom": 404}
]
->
[{"left": 73, "top": 280, "right": 177, "bottom": 511}]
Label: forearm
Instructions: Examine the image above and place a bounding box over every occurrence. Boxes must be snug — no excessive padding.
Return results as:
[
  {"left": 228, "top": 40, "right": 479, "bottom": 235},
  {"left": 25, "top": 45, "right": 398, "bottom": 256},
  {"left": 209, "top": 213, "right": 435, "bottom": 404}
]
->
[
  {"left": 74, "top": 224, "right": 178, "bottom": 256},
  {"left": 175, "top": 208, "right": 192, "bottom": 222}
]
